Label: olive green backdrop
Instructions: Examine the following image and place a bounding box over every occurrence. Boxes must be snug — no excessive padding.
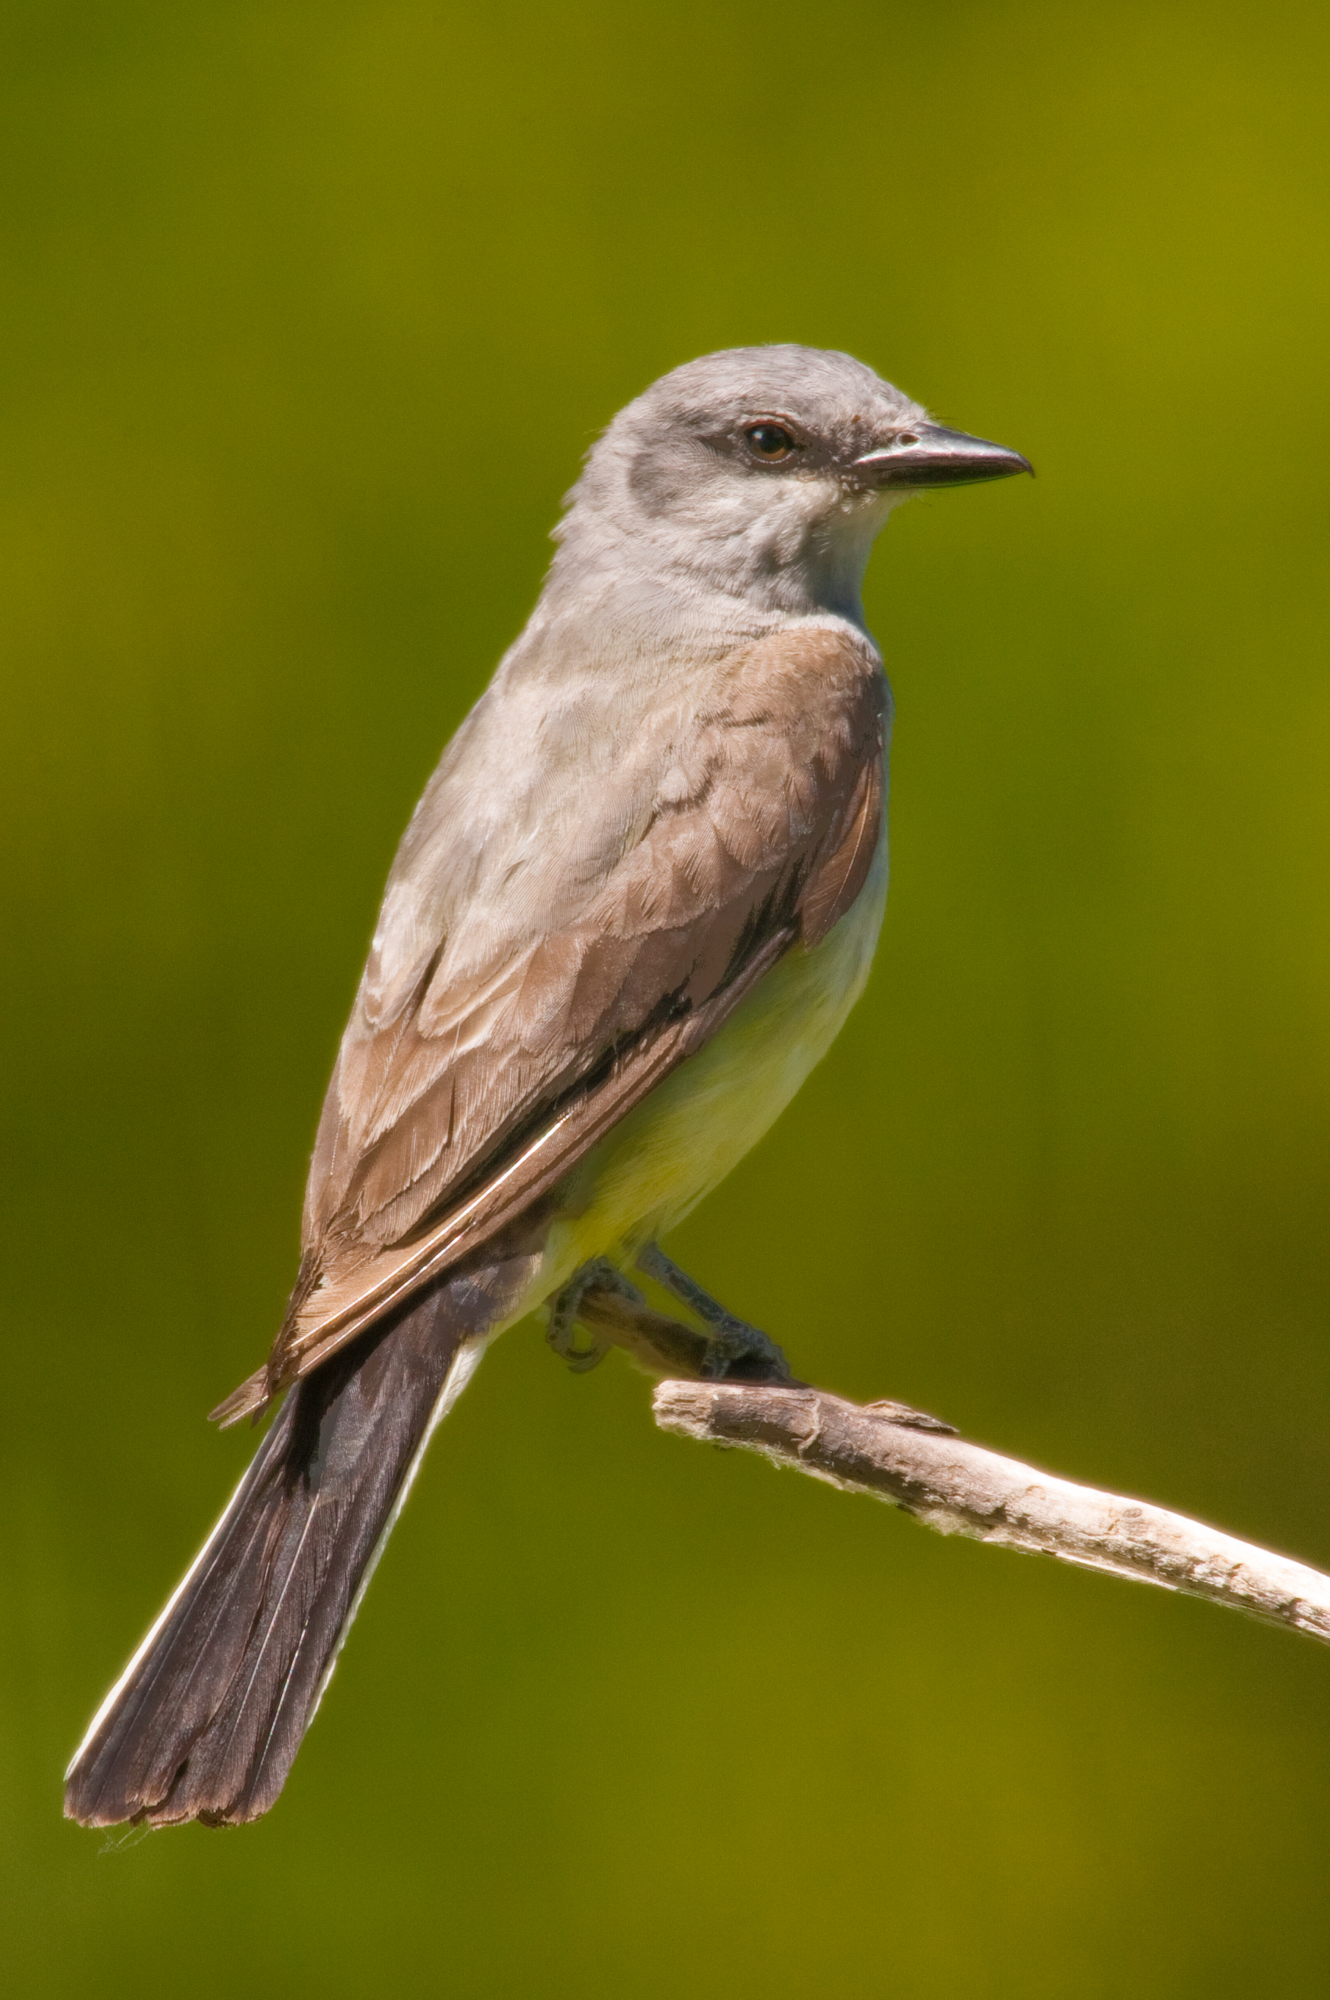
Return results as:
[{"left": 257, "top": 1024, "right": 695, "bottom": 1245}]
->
[{"left": 4, "top": 2, "right": 1329, "bottom": 1994}]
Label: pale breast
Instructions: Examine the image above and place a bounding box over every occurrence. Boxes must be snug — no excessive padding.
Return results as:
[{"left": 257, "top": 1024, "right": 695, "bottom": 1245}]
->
[{"left": 541, "top": 824, "right": 888, "bottom": 1288}]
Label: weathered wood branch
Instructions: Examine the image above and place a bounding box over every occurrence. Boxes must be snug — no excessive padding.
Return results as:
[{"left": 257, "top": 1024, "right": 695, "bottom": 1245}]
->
[
  {"left": 575, "top": 1282, "right": 1330, "bottom": 1646},
  {"left": 654, "top": 1382, "right": 1330, "bottom": 1642}
]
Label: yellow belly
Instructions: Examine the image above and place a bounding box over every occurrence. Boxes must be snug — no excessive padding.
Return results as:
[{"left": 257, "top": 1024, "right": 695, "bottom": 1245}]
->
[{"left": 536, "top": 830, "right": 888, "bottom": 1298}]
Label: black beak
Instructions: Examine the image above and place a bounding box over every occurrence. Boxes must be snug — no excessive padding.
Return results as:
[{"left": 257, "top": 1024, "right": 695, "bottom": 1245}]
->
[{"left": 854, "top": 422, "right": 1032, "bottom": 489}]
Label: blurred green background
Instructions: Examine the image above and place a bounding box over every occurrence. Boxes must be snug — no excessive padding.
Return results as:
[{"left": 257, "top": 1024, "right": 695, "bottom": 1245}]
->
[{"left": 3, "top": 1, "right": 1329, "bottom": 1993}]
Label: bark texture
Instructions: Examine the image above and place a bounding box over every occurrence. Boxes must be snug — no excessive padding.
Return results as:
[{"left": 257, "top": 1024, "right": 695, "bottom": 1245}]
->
[{"left": 650, "top": 1379, "right": 1330, "bottom": 1643}]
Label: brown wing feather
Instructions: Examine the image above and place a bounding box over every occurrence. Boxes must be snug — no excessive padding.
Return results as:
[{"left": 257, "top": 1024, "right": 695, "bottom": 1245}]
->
[
  {"left": 799, "top": 750, "right": 884, "bottom": 947},
  {"left": 215, "top": 626, "right": 886, "bottom": 1421}
]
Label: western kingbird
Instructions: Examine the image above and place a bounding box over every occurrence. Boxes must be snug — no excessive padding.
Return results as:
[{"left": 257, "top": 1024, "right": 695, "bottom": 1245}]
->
[{"left": 64, "top": 345, "right": 1029, "bottom": 1827}]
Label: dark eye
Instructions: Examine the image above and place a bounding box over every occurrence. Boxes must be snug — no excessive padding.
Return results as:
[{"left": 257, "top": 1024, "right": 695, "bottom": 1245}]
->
[{"left": 744, "top": 422, "right": 796, "bottom": 461}]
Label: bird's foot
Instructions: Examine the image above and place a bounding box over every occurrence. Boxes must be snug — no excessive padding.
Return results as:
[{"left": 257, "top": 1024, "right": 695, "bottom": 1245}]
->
[
  {"left": 635, "top": 1243, "right": 794, "bottom": 1384},
  {"left": 545, "top": 1258, "right": 641, "bottom": 1373},
  {"left": 697, "top": 1315, "right": 794, "bottom": 1383}
]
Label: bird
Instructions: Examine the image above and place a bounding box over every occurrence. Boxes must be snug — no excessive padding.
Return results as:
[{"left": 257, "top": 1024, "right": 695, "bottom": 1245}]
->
[{"left": 64, "top": 344, "right": 1029, "bottom": 1828}]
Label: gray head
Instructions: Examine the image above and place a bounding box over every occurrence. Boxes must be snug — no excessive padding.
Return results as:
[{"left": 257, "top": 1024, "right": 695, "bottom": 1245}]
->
[{"left": 554, "top": 344, "right": 1029, "bottom": 625}]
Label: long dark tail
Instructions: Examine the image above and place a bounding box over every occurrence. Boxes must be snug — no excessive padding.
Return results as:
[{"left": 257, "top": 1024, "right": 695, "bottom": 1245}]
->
[{"left": 64, "top": 1258, "right": 525, "bottom": 1828}]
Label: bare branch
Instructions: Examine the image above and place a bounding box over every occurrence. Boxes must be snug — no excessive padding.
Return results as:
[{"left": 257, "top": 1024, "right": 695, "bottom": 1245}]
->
[
  {"left": 577, "top": 1286, "right": 716, "bottom": 1379},
  {"left": 567, "top": 1277, "right": 1330, "bottom": 1641},
  {"left": 648, "top": 1379, "right": 1330, "bottom": 1643}
]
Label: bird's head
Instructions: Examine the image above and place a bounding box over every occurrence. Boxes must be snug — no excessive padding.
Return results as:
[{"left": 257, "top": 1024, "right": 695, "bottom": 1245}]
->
[{"left": 558, "top": 344, "right": 1030, "bottom": 624}]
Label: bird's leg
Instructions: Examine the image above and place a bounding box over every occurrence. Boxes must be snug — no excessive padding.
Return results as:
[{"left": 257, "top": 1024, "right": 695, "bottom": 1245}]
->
[
  {"left": 634, "top": 1243, "right": 794, "bottom": 1384},
  {"left": 545, "top": 1257, "right": 643, "bottom": 1373}
]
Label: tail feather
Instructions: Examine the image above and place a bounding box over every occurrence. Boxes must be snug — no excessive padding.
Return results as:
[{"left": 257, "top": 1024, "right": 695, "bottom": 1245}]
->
[{"left": 64, "top": 1260, "right": 523, "bottom": 1828}]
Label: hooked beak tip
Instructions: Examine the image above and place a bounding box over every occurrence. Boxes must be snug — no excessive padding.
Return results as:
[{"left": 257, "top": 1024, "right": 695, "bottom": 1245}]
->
[{"left": 855, "top": 423, "right": 1033, "bottom": 490}]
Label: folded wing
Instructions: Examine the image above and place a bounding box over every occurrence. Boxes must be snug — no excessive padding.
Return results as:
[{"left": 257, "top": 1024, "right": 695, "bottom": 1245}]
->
[{"left": 215, "top": 626, "right": 886, "bottom": 1420}]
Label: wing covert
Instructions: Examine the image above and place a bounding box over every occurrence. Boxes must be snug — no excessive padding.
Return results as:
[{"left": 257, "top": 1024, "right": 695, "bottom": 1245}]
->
[{"left": 215, "top": 624, "right": 887, "bottom": 1420}]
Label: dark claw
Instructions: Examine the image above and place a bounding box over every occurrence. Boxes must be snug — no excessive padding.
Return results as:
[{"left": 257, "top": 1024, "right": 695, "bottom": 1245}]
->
[
  {"left": 546, "top": 1256, "right": 634, "bottom": 1373},
  {"left": 545, "top": 1309, "right": 607, "bottom": 1372},
  {"left": 558, "top": 1337, "right": 608, "bottom": 1374},
  {"left": 699, "top": 1317, "right": 793, "bottom": 1385}
]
